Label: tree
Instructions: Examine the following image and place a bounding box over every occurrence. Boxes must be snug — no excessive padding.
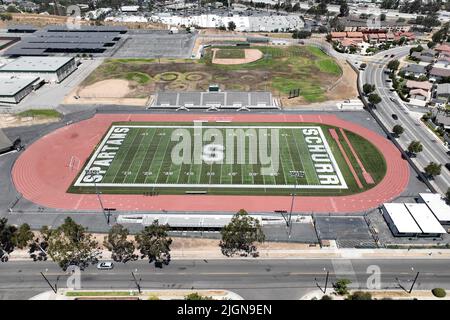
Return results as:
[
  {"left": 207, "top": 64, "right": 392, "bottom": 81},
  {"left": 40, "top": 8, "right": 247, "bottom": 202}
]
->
[
  {"left": 46, "top": 217, "right": 100, "bottom": 271},
  {"left": 329, "top": 16, "right": 345, "bottom": 32},
  {"left": 220, "top": 209, "right": 265, "bottom": 257},
  {"left": 339, "top": 0, "right": 349, "bottom": 17},
  {"left": 104, "top": 224, "right": 137, "bottom": 263},
  {"left": 0, "top": 13, "right": 12, "bottom": 21},
  {"left": 28, "top": 226, "right": 51, "bottom": 262},
  {"left": 6, "top": 5, "right": 19, "bottom": 13},
  {"left": 368, "top": 93, "right": 382, "bottom": 106},
  {"left": 407, "top": 141, "right": 423, "bottom": 156},
  {"left": 228, "top": 21, "right": 236, "bottom": 31},
  {"left": 333, "top": 279, "right": 351, "bottom": 295},
  {"left": 363, "top": 83, "right": 375, "bottom": 95},
  {"left": 14, "top": 223, "right": 33, "bottom": 249},
  {"left": 424, "top": 162, "right": 442, "bottom": 178},
  {"left": 393, "top": 124, "right": 404, "bottom": 137},
  {"left": 387, "top": 59, "right": 400, "bottom": 72},
  {"left": 292, "top": 30, "right": 312, "bottom": 39},
  {"left": 0, "top": 218, "right": 17, "bottom": 262},
  {"left": 135, "top": 220, "right": 172, "bottom": 267}
]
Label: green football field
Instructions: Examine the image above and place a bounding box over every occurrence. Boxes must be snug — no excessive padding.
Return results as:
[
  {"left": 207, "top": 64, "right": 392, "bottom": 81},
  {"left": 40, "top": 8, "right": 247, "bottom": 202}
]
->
[{"left": 69, "top": 122, "right": 386, "bottom": 196}]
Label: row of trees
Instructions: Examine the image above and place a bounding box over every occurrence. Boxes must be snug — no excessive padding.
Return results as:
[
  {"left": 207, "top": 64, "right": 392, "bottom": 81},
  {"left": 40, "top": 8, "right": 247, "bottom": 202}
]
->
[
  {"left": 362, "top": 79, "right": 444, "bottom": 180},
  {"left": 0, "top": 209, "right": 265, "bottom": 269}
]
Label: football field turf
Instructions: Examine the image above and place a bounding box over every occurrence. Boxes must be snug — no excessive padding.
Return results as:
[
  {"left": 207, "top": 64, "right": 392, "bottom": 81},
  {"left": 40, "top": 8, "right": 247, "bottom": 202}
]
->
[{"left": 70, "top": 122, "right": 386, "bottom": 196}]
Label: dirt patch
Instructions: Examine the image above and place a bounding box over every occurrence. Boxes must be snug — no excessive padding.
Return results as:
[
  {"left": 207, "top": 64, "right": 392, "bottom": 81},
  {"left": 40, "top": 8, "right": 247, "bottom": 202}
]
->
[
  {"left": 212, "top": 48, "right": 263, "bottom": 65},
  {"left": 326, "top": 59, "right": 358, "bottom": 100},
  {"left": 0, "top": 114, "right": 59, "bottom": 129},
  {"left": 64, "top": 79, "right": 149, "bottom": 106},
  {"left": 77, "top": 79, "right": 131, "bottom": 98}
]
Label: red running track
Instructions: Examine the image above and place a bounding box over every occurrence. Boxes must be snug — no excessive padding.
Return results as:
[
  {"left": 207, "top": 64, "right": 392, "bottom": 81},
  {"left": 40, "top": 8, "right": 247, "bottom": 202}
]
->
[{"left": 12, "top": 113, "right": 409, "bottom": 213}]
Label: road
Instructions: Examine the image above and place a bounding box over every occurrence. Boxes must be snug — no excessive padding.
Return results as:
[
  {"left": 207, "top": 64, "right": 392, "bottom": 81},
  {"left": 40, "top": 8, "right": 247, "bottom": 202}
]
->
[
  {"left": 1, "top": 258, "right": 450, "bottom": 300},
  {"left": 362, "top": 46, "right": 450, "bottom": 194}
]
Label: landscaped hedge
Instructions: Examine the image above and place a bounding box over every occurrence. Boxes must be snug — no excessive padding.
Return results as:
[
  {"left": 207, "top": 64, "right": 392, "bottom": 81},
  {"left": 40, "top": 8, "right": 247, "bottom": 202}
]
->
[{"left": 432, "top": 288, "right": 446, "bottom": 298}]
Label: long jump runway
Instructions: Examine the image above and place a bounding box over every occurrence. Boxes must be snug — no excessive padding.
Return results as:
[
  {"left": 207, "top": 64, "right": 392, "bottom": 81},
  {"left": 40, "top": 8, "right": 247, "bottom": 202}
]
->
[{"left": 12, "top": 114, "right": 409, "bottom": 213}]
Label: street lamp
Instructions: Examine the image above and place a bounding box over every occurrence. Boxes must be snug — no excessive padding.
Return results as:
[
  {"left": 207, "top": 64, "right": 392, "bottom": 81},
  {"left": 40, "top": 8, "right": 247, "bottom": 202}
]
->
[
  {"left": 315, "top": 267, "right": 330, "bottom": 294},
  {"left": 85, "top": 169, "right": 110, "bottom": 226},
  {"left": 288, "top": 170, "right": 305, "bottom": 238}
]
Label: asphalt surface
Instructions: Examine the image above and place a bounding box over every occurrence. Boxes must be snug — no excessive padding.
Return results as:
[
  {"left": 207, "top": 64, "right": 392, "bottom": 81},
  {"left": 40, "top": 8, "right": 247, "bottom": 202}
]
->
[
  {"left": 1, "top": 258, "right": 450, "bottom": 300},
  {"left": 362, "top": 46, "right": 450, "bottom": 194}
]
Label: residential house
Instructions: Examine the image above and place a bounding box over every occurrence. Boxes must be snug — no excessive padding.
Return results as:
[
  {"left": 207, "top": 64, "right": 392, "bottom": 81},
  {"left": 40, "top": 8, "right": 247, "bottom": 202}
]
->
[
  {"left": 406, "top": 80, "right": 433, "bottom": 91},
  {"left": 435, "top": 114, "right": 450, "bottom": 130},
  {"left": 406, "top": 80, "right": 432, "bottom": 107},
  {"left": 435, "top": 44, "right": 450, "bottom": 55},
  {"left": 435, "top": 83, "right": 450, "bottom": 101},
  {"left": 429, "top": 67, "right": 450, "bottom": 82},
  {"left": 394, "top": 31, "right": 415, "bottom": 41},
  {"left": 411, "top": 51, "right": 435, "bottom": 63},
  {"left": 408, "top": 89, "right": 430, "bottom": 107},
  {"left": 330, "top": 32, "right": 347, "bottom": 42},
  {"left": 401, "top": 64, "right": 427, "bottom": 79}
]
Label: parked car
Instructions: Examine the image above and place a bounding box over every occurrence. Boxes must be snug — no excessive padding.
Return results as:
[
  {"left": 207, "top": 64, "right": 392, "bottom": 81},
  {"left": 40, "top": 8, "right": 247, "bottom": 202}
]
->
[
  {"left": 390, "top": 54, "right": 395, "bottom": 58},
  {"left": 392, "top": 114, "right": 398, "bottom": 120},
  {"left": 445, "top": 163, "right": 450, "bottom": 171},
  {"left": 97, "top": 262, "right": 114, "bottom": 270}
]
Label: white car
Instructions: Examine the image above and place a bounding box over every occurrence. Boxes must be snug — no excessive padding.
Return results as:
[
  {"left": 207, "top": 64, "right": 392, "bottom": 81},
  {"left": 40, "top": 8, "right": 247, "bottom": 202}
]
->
[{"left": 97, "top": 262, "right": 114, "bottom": 270}]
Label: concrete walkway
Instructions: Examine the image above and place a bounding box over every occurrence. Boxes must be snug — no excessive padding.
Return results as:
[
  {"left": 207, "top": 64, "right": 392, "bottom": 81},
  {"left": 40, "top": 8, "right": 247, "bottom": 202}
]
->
[{"left": 7, "top": 247, "right": 450, "bottom": 261}]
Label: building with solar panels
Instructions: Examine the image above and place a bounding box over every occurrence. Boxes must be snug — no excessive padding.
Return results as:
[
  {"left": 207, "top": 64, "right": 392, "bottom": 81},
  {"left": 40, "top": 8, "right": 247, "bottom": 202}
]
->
[
  {"left": 0, "top": 56, "right": 77, "bottom": 83},
  {"left": 4, "top": 25, "right": 127, "bottom": 57}
]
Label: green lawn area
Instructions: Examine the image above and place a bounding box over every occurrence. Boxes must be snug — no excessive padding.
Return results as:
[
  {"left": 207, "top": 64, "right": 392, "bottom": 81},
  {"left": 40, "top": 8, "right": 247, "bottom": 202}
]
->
[
  {"left": 124, "top": 72, "right": 152, "bottom": 84},
  {"left": 82, "top": 45, "right": 342, "bottom": 103},
  {"left": 215, "top": 48, "right": 245, "bottom": 59},
  {"left": 18, "top": 109, "right": 61, "bottom": 118}
]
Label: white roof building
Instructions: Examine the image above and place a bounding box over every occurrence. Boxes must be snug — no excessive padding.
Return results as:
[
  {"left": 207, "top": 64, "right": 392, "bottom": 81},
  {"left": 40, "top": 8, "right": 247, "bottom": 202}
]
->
[
  {"left": 418, "top": 193, "right": 450, "bottom": 224},
  {"left": 382, "top": 203, "right": 422, "bottom": 235},
  {"left": 404, "top": 203, "right": 447, "bottom": 235},
  {"left": 121, "top": 5, "right": 139, "bottom": 12}
]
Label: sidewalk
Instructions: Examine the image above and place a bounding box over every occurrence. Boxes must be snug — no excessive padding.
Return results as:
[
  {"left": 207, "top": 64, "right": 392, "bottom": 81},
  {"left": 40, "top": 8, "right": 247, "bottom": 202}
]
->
[
  {"left": 7, "top": 247, "right": 450, "bottom": 261},
  {"left": 30, "top": 289, "right": 244, "bottom": 300}
]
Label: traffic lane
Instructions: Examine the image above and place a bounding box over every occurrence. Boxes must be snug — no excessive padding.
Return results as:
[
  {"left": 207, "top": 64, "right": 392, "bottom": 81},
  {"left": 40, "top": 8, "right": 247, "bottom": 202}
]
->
[
  {"left": 369, "top": 62, "right": 450, "bottom": 187},
  {"left": 3, "top": 259, "right": 450, "bottom": 276}
]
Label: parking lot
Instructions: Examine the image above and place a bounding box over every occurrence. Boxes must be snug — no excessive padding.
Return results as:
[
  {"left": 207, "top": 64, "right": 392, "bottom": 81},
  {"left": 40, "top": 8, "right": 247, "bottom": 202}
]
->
[{"left": 113, "top": 30, "right": 196, "bottom": 58}]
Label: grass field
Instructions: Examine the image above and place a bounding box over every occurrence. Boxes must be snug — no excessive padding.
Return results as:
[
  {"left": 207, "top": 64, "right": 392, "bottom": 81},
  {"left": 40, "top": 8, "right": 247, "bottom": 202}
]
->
[
  {"left": 81, "top": 45, "right": 342, "bottom": 103},
  {"left": 18, "top": 109, "right": 61, "bottom": 119},
  {"left": 214, "top": 48, "right": 246, "bottom": 59},
  {"left": 69, "top": 122, "right": 386, "bottom": 196}
]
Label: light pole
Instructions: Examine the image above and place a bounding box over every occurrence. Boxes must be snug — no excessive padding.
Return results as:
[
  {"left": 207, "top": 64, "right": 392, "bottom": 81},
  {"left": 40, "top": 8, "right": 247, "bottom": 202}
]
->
[
  {"left": 409, "top": 267, "right": 420, "bottom": 294},
  {"left": 288, "top": 170, "right": 305, "bottom": 238},
  {"left": 315, "top": 267, "right": 330, "bottom": 294},
  {"left": 86, "top": 169, "right": 110, "bottom": 226},
  {"left": 132, "top": 269, "right": 142, "bottom": 294}
]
